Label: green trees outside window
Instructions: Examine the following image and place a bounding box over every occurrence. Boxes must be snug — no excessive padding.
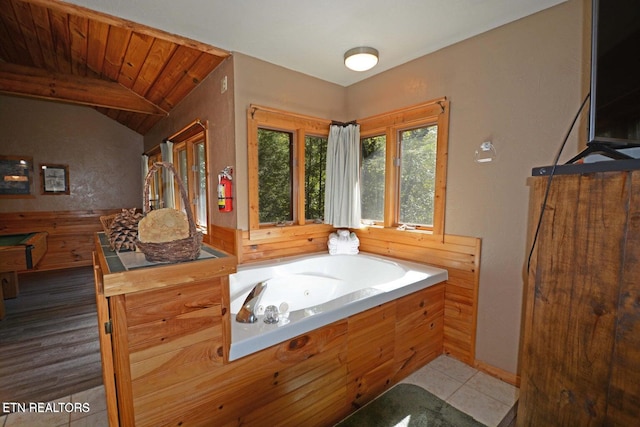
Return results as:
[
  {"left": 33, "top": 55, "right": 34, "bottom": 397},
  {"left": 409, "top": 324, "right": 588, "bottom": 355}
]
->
[
  {"left": 360, "top": 135, "right": 386, "bottom": 223},
  {"left": 258, "top": 129, "right": 293, "bottom": 223},
  {"left": 398, "top": 125, "right": 437, "bottom": 226},
  {"left": 305, "top": 135, "right": 327, "bottom": 221}
]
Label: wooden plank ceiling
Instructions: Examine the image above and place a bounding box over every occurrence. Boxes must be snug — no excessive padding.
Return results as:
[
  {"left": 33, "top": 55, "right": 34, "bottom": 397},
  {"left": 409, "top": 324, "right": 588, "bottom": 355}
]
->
[{"left": 0, "top": 0, "right": 230, "bottom": 135}]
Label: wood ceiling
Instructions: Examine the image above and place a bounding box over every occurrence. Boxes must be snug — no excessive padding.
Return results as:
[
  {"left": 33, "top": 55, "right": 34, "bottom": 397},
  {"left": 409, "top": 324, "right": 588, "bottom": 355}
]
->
[{"left": 0, "top": 0, "right": 230, "bottom": 135}]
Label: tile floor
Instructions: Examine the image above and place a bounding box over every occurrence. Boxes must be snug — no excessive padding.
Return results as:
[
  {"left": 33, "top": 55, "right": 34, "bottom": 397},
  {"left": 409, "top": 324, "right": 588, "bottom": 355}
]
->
[
  {"left": 0, "top": 354, "right": 517, "bottom": 427},
  {"left": 0, "top": 386, "right": 108, "bottom": 427},
  {"left": 401, "top": 355, "right": 519, "bottom": 426}
]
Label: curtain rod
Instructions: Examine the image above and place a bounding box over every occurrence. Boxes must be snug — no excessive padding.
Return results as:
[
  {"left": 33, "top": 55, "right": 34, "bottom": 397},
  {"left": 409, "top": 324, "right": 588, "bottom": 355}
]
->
[{"left": 331, "top": 120, "right": 358, "bottom": 127}]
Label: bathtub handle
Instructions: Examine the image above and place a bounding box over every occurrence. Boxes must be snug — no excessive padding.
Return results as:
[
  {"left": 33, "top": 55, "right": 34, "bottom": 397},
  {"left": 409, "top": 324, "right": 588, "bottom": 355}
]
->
[{"left": 236, "top": 281, "right": 267, "bottom": 323}]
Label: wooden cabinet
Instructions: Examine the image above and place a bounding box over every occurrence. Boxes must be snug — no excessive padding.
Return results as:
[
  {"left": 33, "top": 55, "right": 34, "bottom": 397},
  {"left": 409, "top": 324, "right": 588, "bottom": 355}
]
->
[
  {"left": 93, "top": 233, "right": 237, "bottom": 426},
  {"left": 518, "top": 170, "right": 640, "bottom": 426}
]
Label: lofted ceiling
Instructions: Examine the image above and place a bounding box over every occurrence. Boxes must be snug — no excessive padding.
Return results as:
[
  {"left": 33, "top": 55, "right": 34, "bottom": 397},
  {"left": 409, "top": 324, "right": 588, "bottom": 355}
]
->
[
  {"left": 65, "top": 0, "right": 567, "bottom": 87},
  {"left": 0, "top": 0, "right": 229, "bottom": 135},
  {"left": 0, "top": 0, "right": 568, "bottom": 135}
]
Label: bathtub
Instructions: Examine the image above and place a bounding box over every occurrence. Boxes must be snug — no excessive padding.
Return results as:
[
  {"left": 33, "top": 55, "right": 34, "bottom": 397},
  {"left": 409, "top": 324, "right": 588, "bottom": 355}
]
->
[{"left": 228, "top": 252, "right": 448, "bottom": 361}]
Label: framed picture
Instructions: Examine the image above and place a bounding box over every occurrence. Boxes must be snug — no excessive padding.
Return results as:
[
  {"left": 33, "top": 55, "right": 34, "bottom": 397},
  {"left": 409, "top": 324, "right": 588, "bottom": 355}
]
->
[
  {"left": 40, "top": 164, "right": 70, "bottom": 195},
  {"left": 0, "top": 155, "right": 33, "bottom": 197}
]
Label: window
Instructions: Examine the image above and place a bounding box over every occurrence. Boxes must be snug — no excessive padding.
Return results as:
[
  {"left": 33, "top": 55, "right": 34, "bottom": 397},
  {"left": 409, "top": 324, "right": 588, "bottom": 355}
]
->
[
  {"left": 304, "top": 135, "right": 327, "bottom": 221},
  {"left": 164, "top": 119, "right": 209, "bottom": 233},
  {"left": 248, "top": 99, "right": 449, "bottom": 235},
  {"left": 257, "top": 128, "right": 293, "bottom": 223},
  {"left": 359, "top": 98, "right": 449, "bottom": 234},
  {"left": 398, "top": 124, "right": 438, "bottom": 226},
  {"left": 248, "top": 106, "right": 331, "bottom": 230},
  {"left": 360, "top": 135, "right": 386, "bottom": 223},
  {"left": 173, "top": 136, "right": 208, "bottom": 232}
]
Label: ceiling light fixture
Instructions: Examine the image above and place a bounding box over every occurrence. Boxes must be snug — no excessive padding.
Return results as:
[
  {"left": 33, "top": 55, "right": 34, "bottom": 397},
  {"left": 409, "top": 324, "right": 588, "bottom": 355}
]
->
[{"left": 344, "top": 47, "right": 379, "bottom": 72}]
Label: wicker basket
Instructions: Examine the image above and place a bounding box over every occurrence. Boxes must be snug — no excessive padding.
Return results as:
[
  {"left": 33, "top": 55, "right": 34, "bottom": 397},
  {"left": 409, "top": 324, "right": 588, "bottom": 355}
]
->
[{"left": 135, "top": 162, "right": 202, "bottom": 263}]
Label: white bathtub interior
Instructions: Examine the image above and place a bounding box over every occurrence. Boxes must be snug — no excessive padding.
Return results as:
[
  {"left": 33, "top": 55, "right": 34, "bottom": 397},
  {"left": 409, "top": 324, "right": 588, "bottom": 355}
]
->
[{"left": 228, "top": 253, "right": 448, "bottom": 361}]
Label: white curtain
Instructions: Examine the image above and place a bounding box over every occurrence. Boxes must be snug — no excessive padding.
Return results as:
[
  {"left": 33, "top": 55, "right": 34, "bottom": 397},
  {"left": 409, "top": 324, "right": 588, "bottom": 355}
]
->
[
  {"left": 141, "top": 154, "right": 149, "bottom": 208},
  {"left": 324, "top": 124, "right": 362, "bottom": 228},
  {"left": 160, "top": 140, "right": 175, "bottom": 208}
]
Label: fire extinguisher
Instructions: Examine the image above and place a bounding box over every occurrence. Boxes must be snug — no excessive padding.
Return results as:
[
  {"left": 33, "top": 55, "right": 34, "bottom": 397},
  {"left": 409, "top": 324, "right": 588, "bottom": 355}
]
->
[{"left": 218, "top": 166, "right": 233, "bottom": 212}]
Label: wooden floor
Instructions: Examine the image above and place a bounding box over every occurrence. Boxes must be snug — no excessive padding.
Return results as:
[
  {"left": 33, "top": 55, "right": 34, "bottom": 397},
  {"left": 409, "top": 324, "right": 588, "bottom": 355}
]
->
[{"left": 0, "top": 266, "right": 102, "bottom": 410}]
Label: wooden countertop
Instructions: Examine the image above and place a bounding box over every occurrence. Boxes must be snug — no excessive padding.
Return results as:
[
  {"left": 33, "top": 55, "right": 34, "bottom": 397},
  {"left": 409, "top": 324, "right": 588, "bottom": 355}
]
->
[{"left": 94, "top": 233, "right": 237, "bottom": 297}]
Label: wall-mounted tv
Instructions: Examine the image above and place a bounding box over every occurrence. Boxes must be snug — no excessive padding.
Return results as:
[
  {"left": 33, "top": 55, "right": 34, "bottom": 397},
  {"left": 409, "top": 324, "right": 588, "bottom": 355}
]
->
[{"left": 588, "top": 0, "right": 640, "bottom": 150}]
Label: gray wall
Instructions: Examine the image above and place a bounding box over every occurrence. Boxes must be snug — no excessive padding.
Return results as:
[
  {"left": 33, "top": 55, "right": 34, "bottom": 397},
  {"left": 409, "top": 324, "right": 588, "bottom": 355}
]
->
[
  {"left": 346, "top": 0, "right": 590, "bottom": 373},
  {"left": 0, "top": 95, "right": 143, "bottom": 212}
]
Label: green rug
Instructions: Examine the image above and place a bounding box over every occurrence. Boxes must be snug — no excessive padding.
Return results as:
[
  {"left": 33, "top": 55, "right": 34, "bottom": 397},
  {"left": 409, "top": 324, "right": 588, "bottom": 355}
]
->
[{"left": 335, "top": 383, "right": 488, "bottom": 427}]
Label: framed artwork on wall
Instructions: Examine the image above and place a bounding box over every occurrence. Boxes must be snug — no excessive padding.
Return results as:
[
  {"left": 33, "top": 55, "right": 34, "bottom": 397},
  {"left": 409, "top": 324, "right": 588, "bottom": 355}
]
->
[
  {"left": 0, "top": 155, "right": 33, "bottom": 197},
  {"left": 40, "top": 164, "right": 70, "bottom": 195}
]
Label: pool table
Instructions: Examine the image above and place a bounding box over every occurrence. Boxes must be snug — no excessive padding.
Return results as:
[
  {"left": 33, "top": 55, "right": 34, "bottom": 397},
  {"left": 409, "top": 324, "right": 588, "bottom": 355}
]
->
[{"left": 0, "top": 232, "right": 48, "bottom": 319}]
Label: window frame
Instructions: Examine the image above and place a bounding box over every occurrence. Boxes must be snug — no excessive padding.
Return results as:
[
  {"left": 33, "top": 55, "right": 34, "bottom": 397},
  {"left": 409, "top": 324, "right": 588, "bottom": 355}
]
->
[
  {"left": 358, "top": 98, "right": 449, "bottom": 235},
  {"left": 247, "top": 105, "right": 331, "bottom": 232},
  {"left": 303, "top": 134, "right": 329, "bottom": 222},
  {"left": 165, "top": 119, "right": 209, "bottom": 234},
  {"left": 256, "top": 127, "right": 296, "bottom": 224},
  {"left": 172, "top": 133, "right": 208, "bottom": 232}
]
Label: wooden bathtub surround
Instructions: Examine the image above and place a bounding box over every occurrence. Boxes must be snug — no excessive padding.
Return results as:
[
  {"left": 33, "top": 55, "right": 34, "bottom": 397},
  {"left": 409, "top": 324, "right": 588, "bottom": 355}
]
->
[
  {"left": 237, "top": 222, "right": 480, "bottom": 366},
  {"left": 353, "top": 227, "right": 480, "bottom": 367},
  {"left": 240, "top": 222, "right": 334, "bottom": 263},
  {"left": 95, "top": 232, "right": 447, "bottom": 426}
]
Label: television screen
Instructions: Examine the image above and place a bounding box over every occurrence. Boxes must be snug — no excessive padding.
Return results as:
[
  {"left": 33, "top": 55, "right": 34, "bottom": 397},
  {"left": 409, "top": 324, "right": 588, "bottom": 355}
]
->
[{"left": 589, "top": 0, "right": 640, "bottom": 147}]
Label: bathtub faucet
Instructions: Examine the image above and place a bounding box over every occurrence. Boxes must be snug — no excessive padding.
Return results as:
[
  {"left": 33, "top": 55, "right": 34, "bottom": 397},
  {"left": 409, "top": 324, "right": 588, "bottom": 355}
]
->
[{"left": 235, "top": 281, "right": 267, "bottom": 323}]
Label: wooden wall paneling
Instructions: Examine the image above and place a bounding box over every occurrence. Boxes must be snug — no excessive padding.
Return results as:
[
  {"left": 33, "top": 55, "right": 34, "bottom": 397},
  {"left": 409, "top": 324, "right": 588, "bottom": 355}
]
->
[
  {"left": 0, "top": 209, "right": 121, "bottom": 271},
  {"left": 246, "top": 223, "right": 333, "bottom": 242},
  {"left": 126, "top": 305, "right": 221, "bottom": 355},
  {"left": 394, "top": 283, "right": 445, "bottom": 380},
  {"left": 207, "top": 224, "right": 242, "bottom": 259},
  {"left": 347, "top": 303, "right": 396, "bottom": 408},
  {"left": 241, "top": 225, "right": 332, "bottom": 262},
  {"left": 237, "top": 344, "right": 350, "bottom": 426},
  {"left": 353, "top": 227, "right": 480, "bottom": 365},
  {"left": 133, "top": 321, "right": 348, "bottom": 427},
  {"left": 114, "top": 277, "right": 229, "bottom": 425},
  {"left": 129, "top": 330, "right": 223, "bottom": 391},
  {"left": 124, "top": 280, "right": 222, "bottom": 325}
]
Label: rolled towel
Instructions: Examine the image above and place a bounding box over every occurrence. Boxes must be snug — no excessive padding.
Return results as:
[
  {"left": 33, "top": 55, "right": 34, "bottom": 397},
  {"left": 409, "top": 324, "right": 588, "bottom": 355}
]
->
[{"left": 328, "top": 230, "right": 360, "bottom": 255}]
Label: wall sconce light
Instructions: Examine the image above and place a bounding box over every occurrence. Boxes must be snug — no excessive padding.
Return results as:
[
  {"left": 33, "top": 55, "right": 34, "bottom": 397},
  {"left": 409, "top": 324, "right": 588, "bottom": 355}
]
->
[
  {"left": 344, "top": 47, "right": 379, "bottom": 72},
  {"left": 474, "top": 141, "right": 497, "bottom": 163}
]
